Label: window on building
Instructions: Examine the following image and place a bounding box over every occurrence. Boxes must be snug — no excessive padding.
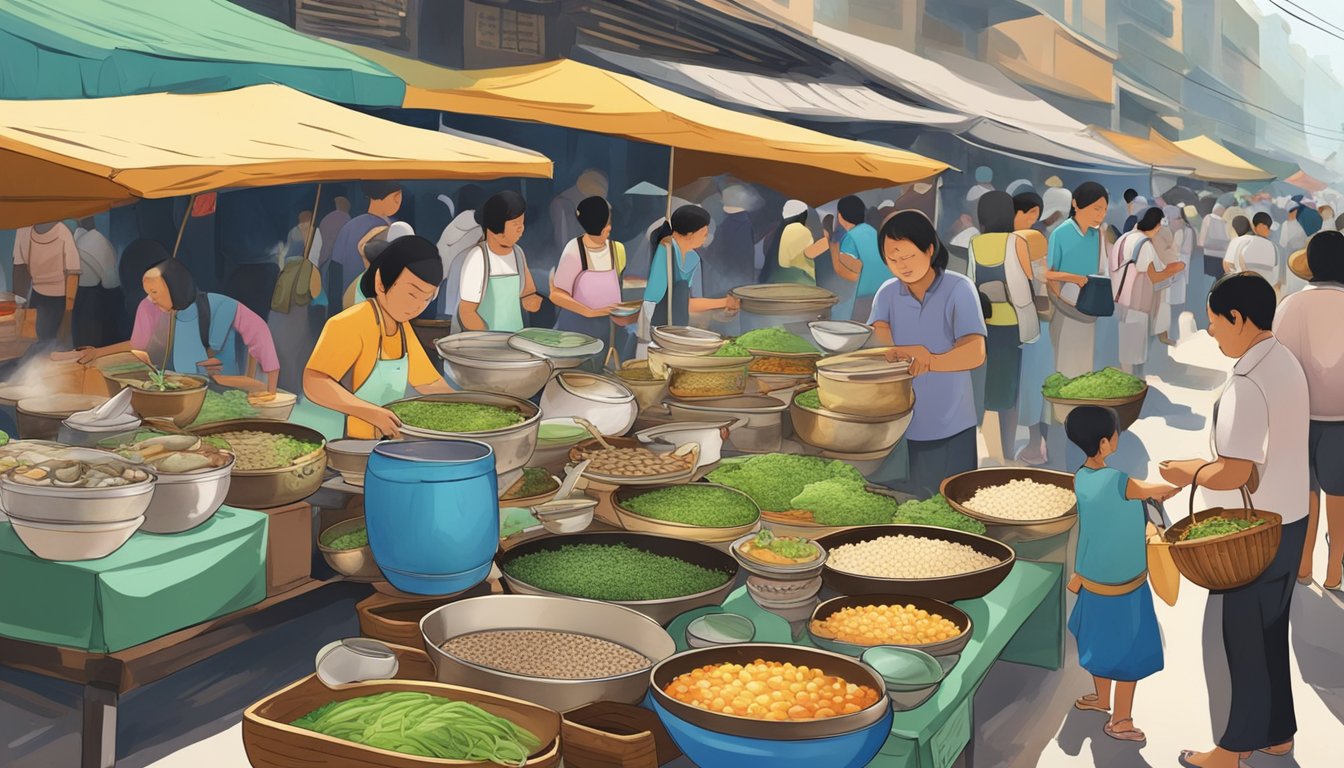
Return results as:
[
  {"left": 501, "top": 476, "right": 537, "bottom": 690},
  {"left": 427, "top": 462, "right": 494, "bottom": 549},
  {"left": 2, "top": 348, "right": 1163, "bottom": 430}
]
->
[{"left": 1119, "top": 0, "right": 1174, "bottom": 39}]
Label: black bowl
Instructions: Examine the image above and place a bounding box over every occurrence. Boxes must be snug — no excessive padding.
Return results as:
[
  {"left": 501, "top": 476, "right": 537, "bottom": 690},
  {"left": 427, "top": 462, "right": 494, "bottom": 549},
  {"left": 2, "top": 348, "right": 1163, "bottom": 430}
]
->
[{"left": 816, "top": 525, "right": 1015, "bottom": 601}]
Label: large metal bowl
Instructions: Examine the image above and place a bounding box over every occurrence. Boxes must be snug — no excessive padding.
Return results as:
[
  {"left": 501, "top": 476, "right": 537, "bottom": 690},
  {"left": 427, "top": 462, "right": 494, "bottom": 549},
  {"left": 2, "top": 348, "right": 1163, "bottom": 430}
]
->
[
  {"left": 612, "top": 483, "right": 760, "bottom": 544},
  {"left": 729, "top": 284, "right": 840, "bottom": 317},
  {"left": 940, "top": 467, "right": 1078, "bottom": 543},
  {"left": 188, "top": 420, "right": 327, "bottom": 509},
  {"left": 496, "top": 531, "right": 739, "bottom": 625},
  {"left": 0, "top": 473, "right": 156, "bottom": 525},
  {"left": 790, "top": 388, "right": 912, "bottom": 457},
  {"left": 816, "top": 524, "right": 1016, "bottom": 602},
  {"left": 325, "top": 438, "right": 381, "bottom": 487},
  {"left": 808, "top": 593, "right": 973, "bottom": 658},
  {"left": 103, "top": 372, "right": 209, "bottom": 427},
  {"left": 652, "top": 325, "right": 725, "bottom": 355},
  {"left": 386, "top": 392, "right": 540, "bottom": 482},
  {"left": 649, "top": 643, "right": 889, "bottom": 740},
  {"left": 141, "top": 457, "right": 233, "bottom": 534},
  {"left": 420, "top": 594, "right": 676, "bottom": 712},
  {"left": 814, "top": 351, "right": 914, "bottom": 418},
  {"left": 436, "top": 332, "right": 554, "bottom": 399},
  {"left": 660, "top": 395, "right": 790, "bottom": 454},
  {"left": 647, "top": 346, "right": 752, "bottom": 378}
]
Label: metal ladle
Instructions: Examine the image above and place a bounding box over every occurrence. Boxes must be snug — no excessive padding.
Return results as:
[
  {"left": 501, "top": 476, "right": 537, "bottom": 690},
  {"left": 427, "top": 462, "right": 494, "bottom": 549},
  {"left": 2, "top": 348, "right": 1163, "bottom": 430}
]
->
[{"left": 572, "top": 417, "right": 614, "bottom": 450}]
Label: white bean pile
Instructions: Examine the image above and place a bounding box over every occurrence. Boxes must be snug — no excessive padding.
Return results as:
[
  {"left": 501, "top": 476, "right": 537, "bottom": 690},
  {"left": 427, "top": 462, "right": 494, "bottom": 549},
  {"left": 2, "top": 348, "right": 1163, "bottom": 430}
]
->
[
  {"left": 442, "top": 629, "right": 650, "bottom": 679},
  {"left": 828, "top": 535, "right": 999, "bottom": 578},
  {"left": 964, "top": 479, "right": 1076, "bottom": 521}
]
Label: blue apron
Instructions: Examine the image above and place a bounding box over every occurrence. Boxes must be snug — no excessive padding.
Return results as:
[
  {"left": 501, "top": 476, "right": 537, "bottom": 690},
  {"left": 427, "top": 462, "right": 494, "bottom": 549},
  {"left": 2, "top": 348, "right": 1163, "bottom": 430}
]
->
[{"left": 148, "top": 294, "right": 243, "bottom": 376}]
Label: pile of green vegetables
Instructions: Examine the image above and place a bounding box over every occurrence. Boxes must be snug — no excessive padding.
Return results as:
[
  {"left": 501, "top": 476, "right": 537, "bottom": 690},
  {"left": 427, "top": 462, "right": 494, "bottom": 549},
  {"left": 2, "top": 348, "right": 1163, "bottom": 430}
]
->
[
  {"left": 621, "top": 485, "right": 758, "bottom": 527},
  {"left": 894, "top": 494, "right": 987, "bottom": 534},
  {"left": 1042, "top": 368, "right": 1144, "bottom": 400},
  {"left": 291, "top": 691, "right": 542, "bottom": 765},
  {"left": 795, "top": 389, "right": 823, "bottom": 409},
  {"left": 503, "top": 543, "right": 730, "bottom": 601},
  {"left": 1182, "top": 516, "right": 1264, "bottom": 541},
  {"left": 733, "top": 327, "right": 818, "bottom": 354},
  {"left": 791, "top": 478, "right": 896, "bottom": 526},
  {"left": 322, "top": 525, "right": 368, "bottom": 551},
  {"left": 709, "top": 454, "right": 864, "bottom": 512},
  {"left": 389, "top": 401, "right": 525, "bottom": 433},
  {"left": 745, "top": 529, "right": 818, "bottom": 561},
  {"left": 714, "top": 338, "right": 751, "bottom": 357},
  {"left": 190, "top": 390, "right": 258, "bottom": 426},
  {"left": 0, "top": 430, "right": 8, "bottom": 447},
  {"left": 501, "top": 468, "right": 559, "bottom": 501}
]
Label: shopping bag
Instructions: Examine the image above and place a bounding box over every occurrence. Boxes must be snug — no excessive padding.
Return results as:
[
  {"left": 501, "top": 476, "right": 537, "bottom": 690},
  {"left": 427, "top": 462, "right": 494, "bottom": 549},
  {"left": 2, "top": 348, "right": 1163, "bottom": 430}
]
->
[
  {"left": 1076, "top": 275, "right": 1115, "bottom": 317},
  {"left": 1147, "top": 535, "right": 1180, "bottom": 606}
]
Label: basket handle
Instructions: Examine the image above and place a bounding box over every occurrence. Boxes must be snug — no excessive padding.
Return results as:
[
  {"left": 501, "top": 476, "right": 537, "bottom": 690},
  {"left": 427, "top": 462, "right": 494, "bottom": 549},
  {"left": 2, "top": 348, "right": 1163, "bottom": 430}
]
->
[{"left": 1188, "top": 462, "right": 1255, "bottom": 524}]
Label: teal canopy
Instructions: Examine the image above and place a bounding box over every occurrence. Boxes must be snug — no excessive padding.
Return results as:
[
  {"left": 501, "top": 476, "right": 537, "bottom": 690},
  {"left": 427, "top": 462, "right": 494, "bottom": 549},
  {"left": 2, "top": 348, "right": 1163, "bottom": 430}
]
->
[{"left": 0, "top": 0, "right": 404, "bottom": 106}]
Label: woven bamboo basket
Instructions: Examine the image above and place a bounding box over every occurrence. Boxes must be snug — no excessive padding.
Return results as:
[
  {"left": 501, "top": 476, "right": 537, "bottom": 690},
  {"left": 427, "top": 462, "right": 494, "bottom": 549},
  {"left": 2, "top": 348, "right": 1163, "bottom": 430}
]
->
[
  {"left": 1046, "top": 384, "right": 1148, "bottom": 431},
  {"left": 1161, "top": 472, "right": 1281, "bottom": 591}
]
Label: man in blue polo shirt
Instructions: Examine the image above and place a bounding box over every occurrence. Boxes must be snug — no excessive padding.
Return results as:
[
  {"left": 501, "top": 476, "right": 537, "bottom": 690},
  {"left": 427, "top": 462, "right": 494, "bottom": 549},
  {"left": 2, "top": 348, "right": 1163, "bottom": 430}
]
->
[{"left": 833, "top": 195, "right": 891, "bottom": 322}]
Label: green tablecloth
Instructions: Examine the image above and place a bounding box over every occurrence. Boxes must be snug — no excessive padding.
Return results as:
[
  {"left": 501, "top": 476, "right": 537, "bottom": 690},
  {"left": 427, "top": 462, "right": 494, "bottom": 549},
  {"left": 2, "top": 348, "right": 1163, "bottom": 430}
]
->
[
  {"left": 0, "top": 506, "right": 267, "bottom": 653},
  {"left": 666, "top": 560, "right": 1061, "bottom": 768}
]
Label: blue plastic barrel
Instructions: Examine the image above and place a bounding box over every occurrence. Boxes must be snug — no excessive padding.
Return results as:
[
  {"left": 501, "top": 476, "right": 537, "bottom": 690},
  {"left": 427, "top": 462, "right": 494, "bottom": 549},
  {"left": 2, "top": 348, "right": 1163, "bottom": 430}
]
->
[{"left": 364, "top": 440, "right": 499, "bottom": 595}]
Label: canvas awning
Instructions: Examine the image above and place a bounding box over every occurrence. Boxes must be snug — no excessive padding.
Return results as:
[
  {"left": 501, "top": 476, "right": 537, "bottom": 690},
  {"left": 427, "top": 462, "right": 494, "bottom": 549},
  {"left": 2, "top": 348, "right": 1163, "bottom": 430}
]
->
[
  {"left": 0, "top": 84, "right": 552, "bottom": 228},
  {"left": 1171, "top": 136, "right": 1272, "bottom": 183},
  {"left": 1285, "top": 170, "right": 1327, "bottom": 193},
  {"left": 812, "top": 24, "right": 1148, "bottom": 173},
  {"left": 342, "top": 43, "right": 948, "bottom": 204},
  {"left": 1089, "top": 127, "right": 1272, "bottom": 182},
  {"left": 0, "top": 0, "right": 403, "bottom": 106}
]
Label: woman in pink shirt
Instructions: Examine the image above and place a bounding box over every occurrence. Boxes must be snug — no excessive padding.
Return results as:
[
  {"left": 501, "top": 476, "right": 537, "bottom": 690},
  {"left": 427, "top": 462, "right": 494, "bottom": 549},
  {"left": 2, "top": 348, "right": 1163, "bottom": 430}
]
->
[{"left": 549, "top": 196, "right": 635, "bottom": 359}]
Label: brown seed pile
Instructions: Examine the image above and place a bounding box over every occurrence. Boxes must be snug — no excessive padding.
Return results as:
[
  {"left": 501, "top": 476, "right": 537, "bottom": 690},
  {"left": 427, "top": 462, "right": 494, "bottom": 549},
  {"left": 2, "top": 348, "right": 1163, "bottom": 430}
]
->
[
  {"left": 669, "top": 368, "right": 746, "bottom": 396},
  {"left": 579, "top": 446, "right": 692, "bottom": 477},
  {"left": 441, "top": 629, "right": 651, "bottom": 679}
]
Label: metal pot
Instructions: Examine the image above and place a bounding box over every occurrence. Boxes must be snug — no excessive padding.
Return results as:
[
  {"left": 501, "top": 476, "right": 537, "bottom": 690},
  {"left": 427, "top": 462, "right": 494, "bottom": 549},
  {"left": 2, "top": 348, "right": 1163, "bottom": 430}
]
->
[
  {"left": 140, "top": 458, "right": 233, "bottom": 534},
  {"left": 386, "top": 392, "right": 541, "bottom": 485},
  {"left": 540, "top": 371, "right": 637, "bottom": 437},
  {"left": 659, "top": 395, "right": 790, "bottom": 453},
  {"left": 790, "top": 388, "right": 912, "bottom": 457},
  {"left": 188, "top": 419, "right": 327, "bottom": 509},
  {"left": 436, "top": 332, "right": 553, "bottom": 399}
]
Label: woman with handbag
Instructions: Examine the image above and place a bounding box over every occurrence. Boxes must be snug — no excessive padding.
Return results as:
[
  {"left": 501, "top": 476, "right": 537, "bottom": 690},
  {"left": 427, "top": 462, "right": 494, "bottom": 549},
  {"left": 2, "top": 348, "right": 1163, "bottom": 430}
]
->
[
  {"left": 1110, "top": 208, "right": 1185, "bottom": 377},
  {"left": 1160, "top": 274, "right": 1310, "bottom": 768},
  {"left": 1045, "top": 182, "right": 1112, "bottom": 379}
]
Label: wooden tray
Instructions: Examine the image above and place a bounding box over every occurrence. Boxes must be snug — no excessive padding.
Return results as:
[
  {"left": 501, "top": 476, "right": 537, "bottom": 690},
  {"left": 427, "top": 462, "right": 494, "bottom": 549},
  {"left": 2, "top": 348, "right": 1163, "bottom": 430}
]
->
[
  {"left": 242, "top": 648, "right": 562, "bottom": 768},
  {"left": 356, "top": 585, "right": 495, "bottom": 648},
  {"left": 561, "top": 702, "right": 681, "bottom": 768}
]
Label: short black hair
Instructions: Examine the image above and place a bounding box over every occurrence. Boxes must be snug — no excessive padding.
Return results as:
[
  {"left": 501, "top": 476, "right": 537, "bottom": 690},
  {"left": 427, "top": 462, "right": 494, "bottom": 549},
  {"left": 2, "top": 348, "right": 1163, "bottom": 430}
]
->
[
  {"left": 362, "top": 181, "right": 403, "bottom": 202},
  {"left": 1069, "top": 182, "right": 1109, "bottom": 218},
  {"left": 1252, "top": 212, "right": 1272, "bottom": 229},
  {"left": 837, "top": 196, "right": 867, "bottom": 227},
  {"left": 477, "top": 191, "right": 527, "bottom": 234},
  {"left": 361, "top": 235, "right": 443, "bottom": 298},
  {"left": 1123, "top": 189, "right": 1138, "bottom": 204},
  {"left": 1013, "top": 191, "right": 1043, "bottom": 216},
  {"left": 879, "top": 210, "right": 948, "bottom": 274},
  {"left": 576, "top": 196, "right": 611, "bottom": 237},
  {"left": 1231, "top": 215, "right": 1251, "bottom": 237},
  {"left": 1066, "top": 406, "right": 1119, "bottom": 459},
  {"left": 976, "top": 191, "right": 1016, "bottom": 234},
  {"left": 147, "top": 259, "right": 198, "bottom": 311},
  {"left": 1208, "top": 272, "right": 1276, "bottom": 330},
  {"left": 1136, "top": 207, "right": 1164, "bottom": 232},
  {"left": 1307, "top": 230, "right": 1344, "bottom": 284}
]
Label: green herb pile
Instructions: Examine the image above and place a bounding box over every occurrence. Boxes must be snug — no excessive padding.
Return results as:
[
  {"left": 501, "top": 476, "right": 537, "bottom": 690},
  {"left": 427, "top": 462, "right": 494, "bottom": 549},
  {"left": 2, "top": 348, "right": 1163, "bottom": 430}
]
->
[
  {"left": 791, "top": 478, "right": 896, "bottom": 526},
  {"left": 516, "top": 328, "right": 589, "bottom": 348},
  {"left": 1182, "top": 516, "right": 1264, "bottom": 541},
  {"left": 746, "top": 529, "right": 819, "bottom": 561},
  {"left": 0, "top": 430, "right": 8, "bottom": 447},
  {"left": 1042, "top": 368, "right": 1144, "bottom": 400},
  {"left": 144, "top": 369, "right": 186, "bottom": 392},
  {"left": 713, "top": 338, "right": 751, "bottom": 357},
  {"left": 708, "top": 453, "right": 864, "bottom": 512},
  {"left": 322, "top": 525, "right": 368, "bottom": 551},
  {"left": 190, "top": 390, "right": 258, "bottom": 426},
  {"left": 795, "top": 389, "right": 822, "bottom": 409},
  {"left": 734, "top": 327, "right": 818, "bottom": 354},
  {"left": 389, "top": 401, "right": 524, "bottom": 433},
  {"left": 291, "top": 691, "right": 542, "bottom": 765},
  {"left": 503, "top": 543, "right": 730, "bottom": 601},
  {"left": 621, "top": 485, "right": 758, "bottom": 527},
  {"left": 502, "top": 467, "right": 558, "bottom": 500},
  {"left": 893, "top": 494, "right": 987, "bottom": 534}
]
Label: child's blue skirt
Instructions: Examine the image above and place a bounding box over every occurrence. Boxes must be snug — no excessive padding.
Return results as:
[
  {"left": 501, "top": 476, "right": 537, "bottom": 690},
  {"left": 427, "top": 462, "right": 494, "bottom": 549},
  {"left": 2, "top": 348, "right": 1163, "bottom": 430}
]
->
[{"left": 1067, "top": 581, "right": 1164, "bottom": 682}]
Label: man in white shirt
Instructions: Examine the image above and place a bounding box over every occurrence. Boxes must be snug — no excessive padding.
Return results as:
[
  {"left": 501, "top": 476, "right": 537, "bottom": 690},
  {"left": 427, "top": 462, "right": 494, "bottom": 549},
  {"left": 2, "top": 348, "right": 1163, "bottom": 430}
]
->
[
  {"left": 1227, "top": 213, "right": 1282, "bottom": 293},
  {"left": 72, "top": 218, "right": 122, "bottom": 348},
  {"left": 13, "top": 221, "right": 80, "bottom": 347},
  {"left": 1221, "top": 215, "right": 1253, "bottom": 275},
  {"left": 1161, "top": 273, "right": 1308, "bottom": 768}
]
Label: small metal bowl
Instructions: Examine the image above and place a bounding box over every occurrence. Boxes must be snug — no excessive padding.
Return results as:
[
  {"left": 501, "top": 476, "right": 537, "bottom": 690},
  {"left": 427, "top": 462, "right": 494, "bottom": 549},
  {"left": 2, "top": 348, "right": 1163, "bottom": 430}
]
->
[
  {"left": 532, "top": 497, "right": 597, "bottom": 534},
  {"left": 685, "top": 612, "right": 756, "bottom": 648},
  {"left": 652, "top": 325, "right": 725, "bottom": 355},
  {"left": 730, "top": 532, "right": 827, "bottom": 581},
  {"left": 325, "top": 439, "right": 381, "bottom": 487},
  {"left": 790, "top": 387, "right": 912, "bottom": 456},
  {"left": 808, "top": 593, "right": 972, "bottom": 658}
]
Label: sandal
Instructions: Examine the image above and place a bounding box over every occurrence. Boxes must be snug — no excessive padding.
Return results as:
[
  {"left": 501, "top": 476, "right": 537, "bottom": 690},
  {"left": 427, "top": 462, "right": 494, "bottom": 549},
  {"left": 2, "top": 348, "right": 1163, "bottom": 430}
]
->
[
  {"left": 1259, "top": 741, "right": 1294, "bottom": 756},
  {"left": 1178, "top": 750, "right": 1252, "bottom": 768},
  {"left": 1074, "top": 693, "right": 1109, "bottom": 713},
  {"left": 1104, "top": 718, "right": 1145, "bottom": 742}
]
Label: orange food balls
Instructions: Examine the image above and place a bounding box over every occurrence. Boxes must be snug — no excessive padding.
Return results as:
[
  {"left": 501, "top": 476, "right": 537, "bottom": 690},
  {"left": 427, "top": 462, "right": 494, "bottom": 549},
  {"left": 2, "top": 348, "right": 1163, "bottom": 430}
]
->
[
  {"left": 662, "top": 660, "right": 880, "bottom": 721},
  {"left": 810, "top": 603, "right": 963, "bottom": 647}
]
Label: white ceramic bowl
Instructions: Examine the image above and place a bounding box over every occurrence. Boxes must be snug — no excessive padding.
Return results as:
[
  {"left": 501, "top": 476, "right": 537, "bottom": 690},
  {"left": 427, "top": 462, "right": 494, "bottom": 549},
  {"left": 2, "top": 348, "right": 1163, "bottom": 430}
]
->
[
  {"left": 315, "top": 638, "right": 400, "bottom": 687},
  {"left": 539, "top": 371, "right": 637, "bottom": 437},
  {"left": 8, "top": 515, "right": 144, "bottom": 561},
  {"left": 140, "top": 459, "right": 232, "bottom": 534},
  {"left": 809, "top": 321, "right": 872, "bottom": 354},
  {"left": 635, "top": 420, "right": 738, "bottom": 467},
  {"left": 532, "top": 497, "right": 597, "bottom": 534},
  {"left": 651, "top": 326, "right": 724, "bottom": 355}
]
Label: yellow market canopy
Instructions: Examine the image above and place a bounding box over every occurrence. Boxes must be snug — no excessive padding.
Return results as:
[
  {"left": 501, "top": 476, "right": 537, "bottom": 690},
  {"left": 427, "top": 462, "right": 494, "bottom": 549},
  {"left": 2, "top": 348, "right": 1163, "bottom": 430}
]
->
[
  {"left": 1171, "top": 135, "right": 1272, "bottom": 183},
  {"left": 0, "top": 84, "right": 553, "bottom": 228},
  {"left": 1093, "top": 128, "right": 1270, "bottom": 183},
  {"left": 344, "top": 44, "right": 948, "bottom": 204}
]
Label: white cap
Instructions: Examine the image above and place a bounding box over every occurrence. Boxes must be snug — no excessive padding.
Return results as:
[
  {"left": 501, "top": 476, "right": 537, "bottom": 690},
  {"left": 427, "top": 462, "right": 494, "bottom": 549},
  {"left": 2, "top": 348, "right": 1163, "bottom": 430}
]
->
[
  {"left": 782, "top": 199, "right": 808, "bottom": 218},
  {"left": 386, "top": 221, "right": 414, "bottom": 241},
  {"left": 966, "top": 186, "right": 990, "bottom": 203},
  {"left": 878, "top": 199, "right": 896, "bottom": 209},
  {"left": 1005, "top": 179, "right": 1033, "bottom": 196},
  {"left": 1042, "top": 187, "right": 1072, "bottom": 220}
]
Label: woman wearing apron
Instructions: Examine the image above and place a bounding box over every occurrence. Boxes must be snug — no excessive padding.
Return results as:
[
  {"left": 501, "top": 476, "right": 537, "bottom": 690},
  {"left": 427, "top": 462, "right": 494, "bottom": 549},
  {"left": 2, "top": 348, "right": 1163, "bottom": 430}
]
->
[
  {"left": 302, "top": 236, "right": 454, "bottom": 440},
  {"left": 636, "top": 205, "right": 738, "bottom": 351},
  {"left": 456, "top": 191, "right": 542, "bottom": 333},
  {"left": 64, "top": 259, "right": 280, "bottom": 393},
  {"left": 550, "top": 197, "right": 635, "bottom": 362},
  {"left": 1045, "top": 182, "right": 1110, "bottom": 379}
]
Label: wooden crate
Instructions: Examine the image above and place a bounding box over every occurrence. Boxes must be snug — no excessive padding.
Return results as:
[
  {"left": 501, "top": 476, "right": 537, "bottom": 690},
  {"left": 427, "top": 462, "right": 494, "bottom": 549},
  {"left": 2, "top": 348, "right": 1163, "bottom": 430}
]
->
[
  {"left": 256, "top": 501, "right": 313, "bottom": 596},
  {"left": 561, "top": 702, "right": 681, "bottom": 768}
]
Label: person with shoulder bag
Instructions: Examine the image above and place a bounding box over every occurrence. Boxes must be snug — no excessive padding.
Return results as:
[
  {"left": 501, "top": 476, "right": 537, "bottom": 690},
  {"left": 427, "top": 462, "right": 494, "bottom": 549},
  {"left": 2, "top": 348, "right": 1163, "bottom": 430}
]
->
[
  {"left": 1045, "top": 182, "right": 1113, "bottom": 379},
  {"left": 1110, "top": 208, "right": 1185, "bottom": 376}
]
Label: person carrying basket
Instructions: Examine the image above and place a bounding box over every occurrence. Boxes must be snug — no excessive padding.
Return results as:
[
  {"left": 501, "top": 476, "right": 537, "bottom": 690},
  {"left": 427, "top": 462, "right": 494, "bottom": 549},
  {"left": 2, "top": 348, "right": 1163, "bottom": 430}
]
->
[{"left": 1159, "top": 273, "right": 1310, "bottom": 768}]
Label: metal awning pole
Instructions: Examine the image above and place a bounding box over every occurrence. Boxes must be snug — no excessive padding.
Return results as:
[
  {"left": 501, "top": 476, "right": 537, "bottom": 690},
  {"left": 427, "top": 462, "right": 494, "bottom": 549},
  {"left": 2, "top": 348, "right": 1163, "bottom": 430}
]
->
[{"left": 666, "top": 147, "right": 676, "bottom": 323}]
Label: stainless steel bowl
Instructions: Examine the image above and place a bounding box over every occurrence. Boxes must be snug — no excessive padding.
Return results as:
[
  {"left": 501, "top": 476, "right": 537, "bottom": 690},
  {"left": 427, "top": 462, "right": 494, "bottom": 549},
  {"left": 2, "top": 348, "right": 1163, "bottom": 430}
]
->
[
  {"left": 497, "top": 531, "right": 739, "bottom": 625},
  {"left": 326, "top": 438, "right": 382, "bottom": 487},
  {"left": 386, "top": 392, "right": 541, "bottom": 483},
  {"left": 0, "top": 474, "right": 156, "bottom": 525},
  {"left": 141, "top": 457, "right": 233, "bottom": 534},
  {"left": 436, "top": 332, "right": 554, "bottom": 399},
  {"left": 660, "top": 395, "right": 789, "bottom": 453},
  {"left": 652, "top": 325, "right": 725, "bottom": 355},
  {"left": 420, "top": 594, "right": 677, "bottom": 712},
  {"left": 790, "top": 388, "right": 912, "bottom": 456},
  {"left": 188, "top": 420, "right": 327, "bottom": 509}
]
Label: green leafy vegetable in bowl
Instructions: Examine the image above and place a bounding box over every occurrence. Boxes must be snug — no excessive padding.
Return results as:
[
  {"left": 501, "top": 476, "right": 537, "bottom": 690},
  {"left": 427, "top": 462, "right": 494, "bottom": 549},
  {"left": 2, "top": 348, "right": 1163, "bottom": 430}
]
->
[
  {"left": 795, "top": 388, "right": 822, "bottom": 409},
  {"left": 621, "top": 484, "right": 758, "bottom": 527},
  {"left": 790, "top": 478, "right": 896, "bottom": 526},
  {"left": 501, "top": 467, "right": 558, "bottom": 501},
  {"left": 713, "top": 338, "right": 751, "bottom": 357},
  {"left": 190, "top": 390, "right": 258, "bottom": 426},
  {"left": 514, "top": 328, "right": 590, "bottom": 348},
  {"left": 321, "top": 525, "right": 368, "bottom": 551},
  {"left": 893, "top": 494, "right": 987, "bottom": 534},
  {"left": 1182, "top": 517, "right": 1264, "bottom": 541},
  {"left": 0, "top": 430, "right": 8, "bottom": 447},
  {"left": 708, "top": 453, "right": 863, "bottom": 512},
  {"left": 741, "top": 529, "right": 819, "bottom": 563},
  {"left": 291, "top": 691, "right": 542, "bottom": 765},
  {"left": 734, "top": 326, "right": 818, "bottom": 354},
  {"left": 503, "top": 543, "right": 730, "bottom": 601},
  {"left": 389, "top": 401, "right": 525, "bottom": 433},
  {"left": 1042, "top": 368, "right": 1144, "bottom": 400}
]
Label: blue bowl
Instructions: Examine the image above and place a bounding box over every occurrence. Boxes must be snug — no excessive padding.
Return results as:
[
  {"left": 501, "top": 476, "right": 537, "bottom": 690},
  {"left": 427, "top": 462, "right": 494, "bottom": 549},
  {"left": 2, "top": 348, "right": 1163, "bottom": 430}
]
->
[
  {"left": 648, "top": 695, "right": 892, "bottom": 768},
  {"left": 364, "top": 440, "right": 499, "bottom": 595}
]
